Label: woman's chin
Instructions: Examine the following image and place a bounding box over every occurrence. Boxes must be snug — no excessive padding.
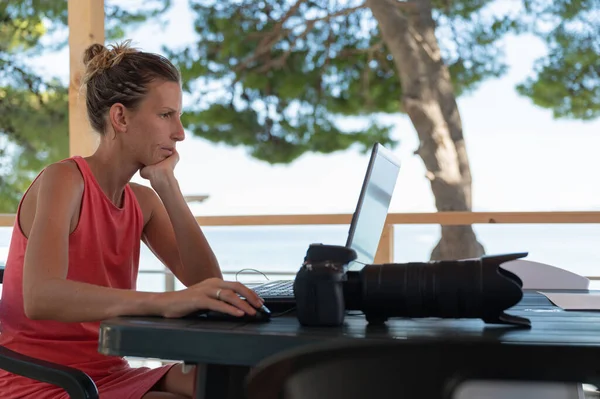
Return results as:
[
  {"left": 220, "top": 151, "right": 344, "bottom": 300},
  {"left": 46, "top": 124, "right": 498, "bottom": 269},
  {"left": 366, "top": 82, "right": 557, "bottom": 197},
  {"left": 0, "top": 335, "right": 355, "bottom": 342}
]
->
[{"left": 150, "top": 154, "right": 169, "bottom": 164}]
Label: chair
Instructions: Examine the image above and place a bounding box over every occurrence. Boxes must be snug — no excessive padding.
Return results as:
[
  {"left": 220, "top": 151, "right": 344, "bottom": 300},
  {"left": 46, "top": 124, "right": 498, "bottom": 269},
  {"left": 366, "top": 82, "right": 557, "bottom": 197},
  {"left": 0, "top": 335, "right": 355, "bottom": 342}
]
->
[
  {"left": 246, "top": 339, "right": 599, "bottom": 399},
  {"left": 0, "top": 264, "right": 99, "bottom": 398}
]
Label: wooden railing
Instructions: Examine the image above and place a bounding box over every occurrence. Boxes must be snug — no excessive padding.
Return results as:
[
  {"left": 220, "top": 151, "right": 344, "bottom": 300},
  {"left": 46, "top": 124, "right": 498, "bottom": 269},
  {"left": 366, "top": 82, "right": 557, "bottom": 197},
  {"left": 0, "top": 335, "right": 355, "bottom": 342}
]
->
[
  {"left": 3, "top": 211, "right": 600, "bottom": 287},
  {"left": 3, "top": 211, "right": 600, "bottom": 262},
  {"left": 181, "top": 211, "right": 600, "bottom": 265}
]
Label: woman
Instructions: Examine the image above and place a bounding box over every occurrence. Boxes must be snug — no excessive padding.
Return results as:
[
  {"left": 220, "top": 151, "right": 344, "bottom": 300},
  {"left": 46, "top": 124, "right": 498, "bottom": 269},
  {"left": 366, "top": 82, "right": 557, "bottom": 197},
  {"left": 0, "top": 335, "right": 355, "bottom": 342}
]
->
[{"left": 0, "top": 41, "right": 263, "bottom": 398}]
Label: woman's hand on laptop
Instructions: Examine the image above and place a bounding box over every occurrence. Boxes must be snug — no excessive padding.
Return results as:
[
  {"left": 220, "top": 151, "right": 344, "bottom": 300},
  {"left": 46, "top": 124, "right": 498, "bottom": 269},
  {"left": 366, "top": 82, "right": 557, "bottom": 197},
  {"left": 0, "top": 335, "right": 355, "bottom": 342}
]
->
[{"left": 156, "top": 277, "right": 264, "bottom": 318}]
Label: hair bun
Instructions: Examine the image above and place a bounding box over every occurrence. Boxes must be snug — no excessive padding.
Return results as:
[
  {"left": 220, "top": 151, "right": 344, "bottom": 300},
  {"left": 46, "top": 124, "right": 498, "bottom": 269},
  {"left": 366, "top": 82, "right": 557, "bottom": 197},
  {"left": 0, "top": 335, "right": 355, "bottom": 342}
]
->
[
  {"left": 83, "top": 43, "right": 107, "bottom": 67},
  {"left": 81, "top": 41, "right": 138, "bottom": 85},
  {"left": 106, "top": 40, "right": 138, "bottom": 66}
]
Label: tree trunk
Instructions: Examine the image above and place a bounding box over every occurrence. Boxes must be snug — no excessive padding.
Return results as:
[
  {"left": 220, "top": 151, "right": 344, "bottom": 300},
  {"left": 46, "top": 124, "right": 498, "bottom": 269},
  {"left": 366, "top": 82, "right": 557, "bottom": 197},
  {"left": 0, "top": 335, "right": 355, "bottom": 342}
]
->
[{"left": 366, "top": 0, "right": 485, "bottom": 260}]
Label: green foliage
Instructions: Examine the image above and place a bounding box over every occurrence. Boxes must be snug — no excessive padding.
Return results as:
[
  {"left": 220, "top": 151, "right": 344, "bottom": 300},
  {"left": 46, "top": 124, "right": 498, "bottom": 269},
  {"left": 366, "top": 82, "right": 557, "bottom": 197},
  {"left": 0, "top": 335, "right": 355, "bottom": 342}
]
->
[
  {"left": 104, "top": 1, "right": 173, "bottom": 41},
  {"left": 517, "top": 0, "right": 600, "bottom": 120},
  {"left": 0, "top": 0, "right": 172, "bottom": 52},
  {"left": 166, "top": 0, "right": 530, "bottom": 163},
  {"left": 0, "top": 85, "right": 69, "bottom": 211},
  {"left": 167, "top": 0, "right": 402, "bottom": 163},
  {"left": 181, "top": 103, "right": 394, "bottom": 163},
  {"left": 2, "top": 0, "right": 597, "bottom": 211},
  {"left": 0, "top": 0, "right": 172, "bottom": 212},
  {"left": 167, "top": 0, "right": 597, "bottom": 165}
]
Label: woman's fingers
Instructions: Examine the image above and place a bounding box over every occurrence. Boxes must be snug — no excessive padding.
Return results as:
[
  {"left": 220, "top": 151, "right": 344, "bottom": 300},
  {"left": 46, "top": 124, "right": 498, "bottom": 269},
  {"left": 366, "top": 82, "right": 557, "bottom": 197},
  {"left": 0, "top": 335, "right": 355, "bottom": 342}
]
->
[
  {"left": 216, "top": 288, "right": 257, "bottom": 315},
  {"left": 221, "top": 281, "right": 264, "bottom": 308},
  {"left": 190, "top": 279, "right": 264, "bottom": 315},
  {"left": 204, "top": 298, "right": 244, "bottom": 316}
]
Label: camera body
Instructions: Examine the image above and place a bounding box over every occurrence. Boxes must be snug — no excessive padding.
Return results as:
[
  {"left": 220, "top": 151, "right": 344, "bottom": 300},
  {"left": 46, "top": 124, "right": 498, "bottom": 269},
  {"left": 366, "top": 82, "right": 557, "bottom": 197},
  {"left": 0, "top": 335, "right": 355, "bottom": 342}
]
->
[
  {"left": 294, "top": 244, "right": 530, "bottom": 328},
  {"left": 293, "top": 244, "right": 356, "bottom": 326}
]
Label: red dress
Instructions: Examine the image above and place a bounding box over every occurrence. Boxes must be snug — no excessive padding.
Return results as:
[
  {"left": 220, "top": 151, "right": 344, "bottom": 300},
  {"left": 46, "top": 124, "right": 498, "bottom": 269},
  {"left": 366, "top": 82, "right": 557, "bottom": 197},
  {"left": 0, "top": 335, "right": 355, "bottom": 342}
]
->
[{"left": 0, "top": 156, "right": 174, "bottom": 398}]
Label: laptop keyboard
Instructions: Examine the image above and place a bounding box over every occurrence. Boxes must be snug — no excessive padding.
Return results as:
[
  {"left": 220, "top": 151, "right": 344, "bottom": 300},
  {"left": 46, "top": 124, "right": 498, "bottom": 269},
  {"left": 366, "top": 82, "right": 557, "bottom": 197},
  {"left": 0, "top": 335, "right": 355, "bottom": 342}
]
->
[{"left": 252, "top": 280, "right": 294, "bottom": 298}]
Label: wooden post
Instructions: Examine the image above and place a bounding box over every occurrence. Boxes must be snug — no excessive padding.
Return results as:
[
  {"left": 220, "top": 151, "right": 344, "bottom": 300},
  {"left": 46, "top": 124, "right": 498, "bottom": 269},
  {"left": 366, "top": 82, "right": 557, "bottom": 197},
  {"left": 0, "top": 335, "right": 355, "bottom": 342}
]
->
[
  {"left": 165, "top": 272, "right": 176, "bottom": 292},
  {"left": 374, "top": 224, "right": 394, "bottom": 264},
  {"left": 68, "top": 0, "right": 104, "bottom": 157}
]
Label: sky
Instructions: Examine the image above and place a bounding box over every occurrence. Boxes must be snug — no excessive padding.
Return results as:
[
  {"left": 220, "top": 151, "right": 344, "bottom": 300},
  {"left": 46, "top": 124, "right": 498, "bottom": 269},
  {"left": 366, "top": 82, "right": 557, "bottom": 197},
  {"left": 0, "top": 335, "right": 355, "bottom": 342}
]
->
[{"left": 32, "top": 0, "right": 600, "bottom": 216}]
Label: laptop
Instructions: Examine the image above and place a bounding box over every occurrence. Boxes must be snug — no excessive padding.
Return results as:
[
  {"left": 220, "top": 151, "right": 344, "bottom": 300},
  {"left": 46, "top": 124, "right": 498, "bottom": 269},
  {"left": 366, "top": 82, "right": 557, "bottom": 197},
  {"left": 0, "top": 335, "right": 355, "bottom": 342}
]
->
[{"left": 252, "top": 143, "right": 401, "bottom": 310}]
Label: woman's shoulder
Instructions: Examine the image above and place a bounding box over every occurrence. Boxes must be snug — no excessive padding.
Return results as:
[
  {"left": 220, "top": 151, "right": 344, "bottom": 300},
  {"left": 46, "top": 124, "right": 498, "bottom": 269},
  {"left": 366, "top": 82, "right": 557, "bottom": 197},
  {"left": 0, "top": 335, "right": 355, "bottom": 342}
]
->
[
  {"left": 23, "top": 160, "right": 86, "bottom": 213},
  {"left": 128, "top": 182, "right": 155, "bottom": 202},
  {"left": 41, "top": 160, "right": 85, "bottom": 191},
  {"left": 18, "top": 160, "right": 85, "bottom": 237}
]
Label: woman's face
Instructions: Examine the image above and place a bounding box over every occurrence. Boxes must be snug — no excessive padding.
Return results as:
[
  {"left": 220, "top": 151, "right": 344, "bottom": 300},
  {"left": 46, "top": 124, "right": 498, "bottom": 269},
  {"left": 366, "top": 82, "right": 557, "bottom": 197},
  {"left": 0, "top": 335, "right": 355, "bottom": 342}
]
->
[{"left": 123, "top": 79, "right": 185, "bottom": 166}]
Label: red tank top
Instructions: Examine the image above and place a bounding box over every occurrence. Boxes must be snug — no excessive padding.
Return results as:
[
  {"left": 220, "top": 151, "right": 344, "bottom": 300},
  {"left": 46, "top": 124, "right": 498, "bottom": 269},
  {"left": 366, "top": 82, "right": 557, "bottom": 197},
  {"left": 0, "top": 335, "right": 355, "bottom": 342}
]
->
[{"left": 0, "top": 156, "right": 165, "bottom": 398}]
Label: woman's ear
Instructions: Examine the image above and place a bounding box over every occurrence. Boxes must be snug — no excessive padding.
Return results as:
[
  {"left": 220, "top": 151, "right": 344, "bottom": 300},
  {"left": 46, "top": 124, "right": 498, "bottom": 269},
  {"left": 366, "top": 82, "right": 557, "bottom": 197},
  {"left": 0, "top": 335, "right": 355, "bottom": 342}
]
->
[{"left": 108, "top": 103, "right": 128, "bottom": 133}]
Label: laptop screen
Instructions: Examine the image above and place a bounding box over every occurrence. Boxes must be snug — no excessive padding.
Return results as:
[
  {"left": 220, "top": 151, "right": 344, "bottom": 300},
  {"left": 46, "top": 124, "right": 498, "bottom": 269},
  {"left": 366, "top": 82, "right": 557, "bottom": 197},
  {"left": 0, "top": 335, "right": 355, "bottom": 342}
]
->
[{"left": 345, "top": 143, "right": 401, "bottom": 270}]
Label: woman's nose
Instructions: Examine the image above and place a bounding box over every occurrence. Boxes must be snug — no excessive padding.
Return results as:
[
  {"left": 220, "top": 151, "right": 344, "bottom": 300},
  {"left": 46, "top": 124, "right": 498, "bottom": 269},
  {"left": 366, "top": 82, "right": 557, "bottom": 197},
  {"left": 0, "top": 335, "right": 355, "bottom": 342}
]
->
[{"left": 173, "top": 121, "right": 185, "bottom": 141}]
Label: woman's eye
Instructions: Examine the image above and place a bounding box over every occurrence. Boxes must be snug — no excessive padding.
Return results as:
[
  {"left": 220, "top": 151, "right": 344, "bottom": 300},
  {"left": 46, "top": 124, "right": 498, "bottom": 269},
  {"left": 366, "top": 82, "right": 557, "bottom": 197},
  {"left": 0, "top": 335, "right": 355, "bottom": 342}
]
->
[{"left": 160, "top": 112, "right": 172, "bottom": 119}]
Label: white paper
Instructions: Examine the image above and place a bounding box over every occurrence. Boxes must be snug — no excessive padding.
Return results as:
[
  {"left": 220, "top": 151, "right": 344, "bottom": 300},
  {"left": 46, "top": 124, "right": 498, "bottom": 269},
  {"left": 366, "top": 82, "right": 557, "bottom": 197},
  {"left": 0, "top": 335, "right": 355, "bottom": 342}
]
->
[
  {"left": 538, "top": 292, "right": 600, "bottom": 310},
  {"left": 501, "top": 260, "right": 589, "bottom": 290}
]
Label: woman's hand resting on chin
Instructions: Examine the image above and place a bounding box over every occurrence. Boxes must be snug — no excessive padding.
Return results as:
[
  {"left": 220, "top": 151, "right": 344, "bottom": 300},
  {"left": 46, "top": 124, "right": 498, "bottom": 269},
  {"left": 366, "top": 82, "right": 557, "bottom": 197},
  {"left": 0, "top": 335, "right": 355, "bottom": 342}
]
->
[
  {"left": 156, "top": 278, "right": 265, "bottom": 318},
  {"left": 140, "top": 149, "right": 180, "bottom": 189}
]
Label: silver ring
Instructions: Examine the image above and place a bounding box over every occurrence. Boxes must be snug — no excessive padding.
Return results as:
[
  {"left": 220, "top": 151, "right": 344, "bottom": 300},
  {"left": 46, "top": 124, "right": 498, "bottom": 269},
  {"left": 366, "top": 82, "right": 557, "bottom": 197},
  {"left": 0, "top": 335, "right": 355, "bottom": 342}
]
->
[{"left": 216, "top": 289, "right": 222, "bottom": 300}]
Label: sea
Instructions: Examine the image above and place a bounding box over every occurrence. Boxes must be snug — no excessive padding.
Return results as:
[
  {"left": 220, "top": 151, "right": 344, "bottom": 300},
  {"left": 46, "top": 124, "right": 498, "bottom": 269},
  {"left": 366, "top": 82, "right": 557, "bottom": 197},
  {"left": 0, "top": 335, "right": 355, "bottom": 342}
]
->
[{"left": 2, "top": 223, "right": 600, "bottom": 291}]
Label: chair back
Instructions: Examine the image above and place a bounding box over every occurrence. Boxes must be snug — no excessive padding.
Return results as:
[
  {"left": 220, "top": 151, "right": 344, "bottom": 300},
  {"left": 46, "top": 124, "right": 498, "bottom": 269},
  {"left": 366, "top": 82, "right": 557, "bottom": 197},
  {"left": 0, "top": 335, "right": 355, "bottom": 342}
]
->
[
  {"left": 0, "top": 262, "right": 98, "bottom": 398},
  {"left": 246, "top": 340, "right": 598, "bottom": 399}
]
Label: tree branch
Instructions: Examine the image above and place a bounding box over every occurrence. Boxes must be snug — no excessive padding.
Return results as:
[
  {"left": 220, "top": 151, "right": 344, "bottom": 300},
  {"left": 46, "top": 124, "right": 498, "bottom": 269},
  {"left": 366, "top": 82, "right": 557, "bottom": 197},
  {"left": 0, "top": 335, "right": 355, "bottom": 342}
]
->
[
  {"left": 234, "top": 3, "right": 368, "bottom": 77},
  {"left": 0, "top": 114, "right": 37, "bottom": 153},
  {"left": 235, "top": 0, "right": 308, "bottom": 74},
  {"left": 0, "top": 57, "right": 45, "bottom": 107},
  {"left": 387, "top": 0, "right": 419, "bottom": 11},
  {"left": 338, "top": 40, "right": 384, "bottom": 57},
  {"left": 254, "top": 18, "right": 316, "bottom": 74},
  {"left": 0, "top": 56, "right": 65, "bottom": 123}
]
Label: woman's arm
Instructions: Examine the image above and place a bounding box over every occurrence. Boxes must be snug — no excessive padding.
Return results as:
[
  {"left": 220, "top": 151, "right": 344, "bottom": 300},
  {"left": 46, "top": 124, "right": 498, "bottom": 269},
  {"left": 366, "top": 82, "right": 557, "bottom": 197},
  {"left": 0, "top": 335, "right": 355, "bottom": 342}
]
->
[
  {"left": 137, "top": 152, "right": 223, "bottom": 287},
  {"left": 22, "top": 163, "right": 159, "bottom": 322},
  {"left": 135, "top": 179, "right": 222, "bottom": 287},
  {"left": 23, "top": 163, "right": 260, "bottom": 323}
]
